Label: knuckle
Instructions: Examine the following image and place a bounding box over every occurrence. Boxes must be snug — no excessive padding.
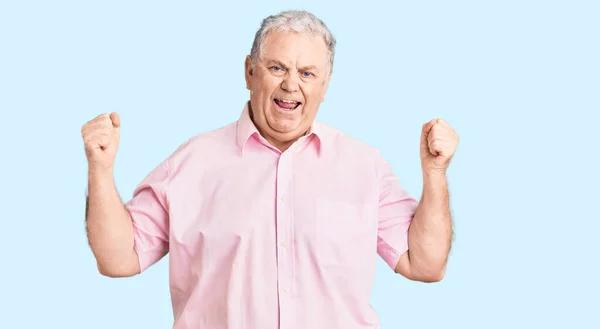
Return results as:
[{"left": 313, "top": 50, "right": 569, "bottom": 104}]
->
[
  {"left": 93, "top": 122, "right": 111, "bottom": 133},
  {"left": 93, "top": 116, "right": 109, "bottom": 125},
  {"left": 97, "top": 118, "right": 110, "bottom": 127},
  {"left": 81, "top": 120, "right": 93, "bottom": 132}
]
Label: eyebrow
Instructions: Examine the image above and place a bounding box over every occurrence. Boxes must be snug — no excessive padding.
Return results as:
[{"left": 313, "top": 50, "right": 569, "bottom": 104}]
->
[
  {"left": 266, "top": 60, "right": 319, "bottom": 72},
  {"left": 299, "top": 65, "right": 317, "bottom": 71}
]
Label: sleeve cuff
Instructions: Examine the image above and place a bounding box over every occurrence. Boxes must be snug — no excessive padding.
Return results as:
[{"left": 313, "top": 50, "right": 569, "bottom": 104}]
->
[{"left": 378, "top": 240, "right": 408, "bottom": 270}]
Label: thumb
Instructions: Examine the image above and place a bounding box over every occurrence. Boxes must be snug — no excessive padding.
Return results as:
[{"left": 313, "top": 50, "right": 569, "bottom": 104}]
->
[{"left": 110, "top": 112, "right": 121, "bottom": 130}]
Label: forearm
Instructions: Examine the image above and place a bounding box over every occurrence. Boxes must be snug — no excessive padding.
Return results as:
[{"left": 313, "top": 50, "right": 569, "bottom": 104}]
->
[
  {"left": 86, "top": 166, "right": 139, "bottom": 277},
  {"left": 407, "top": 171, "right": 453, "bottom": 279}
]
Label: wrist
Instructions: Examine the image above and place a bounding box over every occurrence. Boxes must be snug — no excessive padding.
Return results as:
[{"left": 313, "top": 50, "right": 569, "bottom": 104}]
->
[
  {"left": 88, "top": 163, "right": 115, "bottom": 180},
  {"left": 422, "top": 167, "right": 446, "bottom": 179},
  {"left": 422, "top": 168, "right": 447, "bottom": 186}
]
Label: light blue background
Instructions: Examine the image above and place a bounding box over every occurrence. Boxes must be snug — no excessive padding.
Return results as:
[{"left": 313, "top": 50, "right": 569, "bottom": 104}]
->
[{"left": 1, "top": 1, "right": 598, "bottom": 328}]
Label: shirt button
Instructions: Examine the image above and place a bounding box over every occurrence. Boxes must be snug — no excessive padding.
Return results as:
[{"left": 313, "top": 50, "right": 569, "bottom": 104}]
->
[
  {"left": 279, "top": 196, "right": 285, "bottom": 202},
  {"left": 283, "top": 287, "right": 290, "bottom": 293},
  {"left": 281, "top": 241, "right": 287, "bottom": 248}
]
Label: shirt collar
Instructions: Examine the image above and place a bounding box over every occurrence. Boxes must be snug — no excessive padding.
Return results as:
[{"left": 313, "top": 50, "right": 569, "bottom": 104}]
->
[{"left": 236, "top": 101, "right": 323, "bottom": 156}]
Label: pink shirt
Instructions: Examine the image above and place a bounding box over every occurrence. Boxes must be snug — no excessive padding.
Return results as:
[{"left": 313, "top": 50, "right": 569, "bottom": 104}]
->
[{"left": 125, "top": 103, "right": 417, "bottom": 329}]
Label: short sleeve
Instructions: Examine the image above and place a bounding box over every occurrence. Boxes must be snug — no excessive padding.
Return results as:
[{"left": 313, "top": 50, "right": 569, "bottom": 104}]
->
[
  {"left": 376, "top": 154, "right": 418, "bottom": 270},
  {"left": 124, "top": 159, "right": 171, "bottom": 273}
]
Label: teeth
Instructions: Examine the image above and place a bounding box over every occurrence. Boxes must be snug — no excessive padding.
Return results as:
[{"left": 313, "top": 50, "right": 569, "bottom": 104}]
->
[{"left": 277, "top": 99, "right": 298, "bottom": 104}]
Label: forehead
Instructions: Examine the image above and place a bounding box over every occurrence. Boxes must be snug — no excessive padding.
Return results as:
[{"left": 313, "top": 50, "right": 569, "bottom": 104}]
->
[{"left": 260, "top": 31, "right": 328, "bottom": 68}]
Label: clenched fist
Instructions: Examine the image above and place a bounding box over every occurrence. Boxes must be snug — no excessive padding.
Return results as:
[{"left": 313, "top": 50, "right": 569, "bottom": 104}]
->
[
  {"left": 81, "top": 112, "right": 121, "bottom": 170},
  {"left": 420, "top": 118, "right": 459, "bottom": 174}
]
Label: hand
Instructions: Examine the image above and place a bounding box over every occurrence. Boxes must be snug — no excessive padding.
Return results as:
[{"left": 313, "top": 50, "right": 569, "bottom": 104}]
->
[
  {"left": 81, "top": 112, "right": 121, "bottom": 171},
  {"left": 420, "top": 118, "right": 459, "bottom": 174}
]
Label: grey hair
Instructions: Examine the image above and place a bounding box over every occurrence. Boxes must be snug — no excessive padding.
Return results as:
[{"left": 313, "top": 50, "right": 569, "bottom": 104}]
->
[{"left": 250, "top": 10, "right": 337, "bottom": 73}]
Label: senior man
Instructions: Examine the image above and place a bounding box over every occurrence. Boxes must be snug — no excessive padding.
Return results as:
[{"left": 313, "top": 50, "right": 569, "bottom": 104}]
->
[{"left": 82, "top": 10, "right": 458, "bottom": 329}]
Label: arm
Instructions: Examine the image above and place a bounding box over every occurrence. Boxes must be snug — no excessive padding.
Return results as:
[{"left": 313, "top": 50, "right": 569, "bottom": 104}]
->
[
  {"left": 86, "top": 167, "right": 140, "bottom": 278},
  {"left": 395, "top": 118, "right": 458, "bottom": 282},
  {"left": 394, "top": 171, "right": 452, "bottom": 282},
  {"left": 81, "top": 112, "right": 140, "bottom": 278}
]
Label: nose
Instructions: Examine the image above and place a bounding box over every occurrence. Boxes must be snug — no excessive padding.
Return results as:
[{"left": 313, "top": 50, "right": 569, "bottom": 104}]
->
[{"left": 281, "top": 72, "right": 300, "bottom": 92}]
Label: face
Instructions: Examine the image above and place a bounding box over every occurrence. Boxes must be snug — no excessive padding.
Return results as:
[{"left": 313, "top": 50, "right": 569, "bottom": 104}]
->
[{"left": 244, "top": 31, "right": 331, "bottom": 151}]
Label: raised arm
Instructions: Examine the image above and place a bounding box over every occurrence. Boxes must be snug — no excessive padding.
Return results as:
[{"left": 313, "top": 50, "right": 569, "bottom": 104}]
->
[
  {"left": 82, "top": 112, "right": 140, "bottom": 277},
  {"left": 394, "top": 118, "right": 459, "bottom": 282}
]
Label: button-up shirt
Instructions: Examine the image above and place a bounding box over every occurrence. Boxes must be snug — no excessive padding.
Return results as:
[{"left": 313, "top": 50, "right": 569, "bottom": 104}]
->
[{"left": 125, "top": 103, "right": 418, "bottom": 329}]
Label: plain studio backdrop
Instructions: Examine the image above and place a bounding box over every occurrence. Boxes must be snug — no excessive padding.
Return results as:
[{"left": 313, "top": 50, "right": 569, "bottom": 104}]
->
[{"left": 0, "top": 1, "right": 598, "bottom": 328}]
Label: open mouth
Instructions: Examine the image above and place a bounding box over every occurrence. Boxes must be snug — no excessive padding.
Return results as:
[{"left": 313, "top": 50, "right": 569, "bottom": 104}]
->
[{"left": 274, "top": 98, "right": 302, "bottom": 111}]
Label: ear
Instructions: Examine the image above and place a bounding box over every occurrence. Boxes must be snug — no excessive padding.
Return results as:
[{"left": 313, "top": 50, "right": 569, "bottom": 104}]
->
[
  {"left": 321, "top": 72, "right": 331, "bottom": 102},
  {"left": 244, "top": 55, "right": 253, "bottom": 91}
]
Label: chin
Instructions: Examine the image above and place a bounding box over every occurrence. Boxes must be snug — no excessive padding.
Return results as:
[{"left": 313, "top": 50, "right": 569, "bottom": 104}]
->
[{"left": 269, "top": 120, "right": 303, "bottom": 135}]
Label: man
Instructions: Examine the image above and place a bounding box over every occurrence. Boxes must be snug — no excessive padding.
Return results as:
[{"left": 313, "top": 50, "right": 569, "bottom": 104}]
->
[{"left": 82, "top": 10, "right": 458, "bottom": 329}]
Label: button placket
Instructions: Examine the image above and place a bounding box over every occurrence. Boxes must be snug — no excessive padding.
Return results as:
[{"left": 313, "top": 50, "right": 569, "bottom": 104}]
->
[{"left": 275, "top": 151, "right": 295, "bottom": 329}]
